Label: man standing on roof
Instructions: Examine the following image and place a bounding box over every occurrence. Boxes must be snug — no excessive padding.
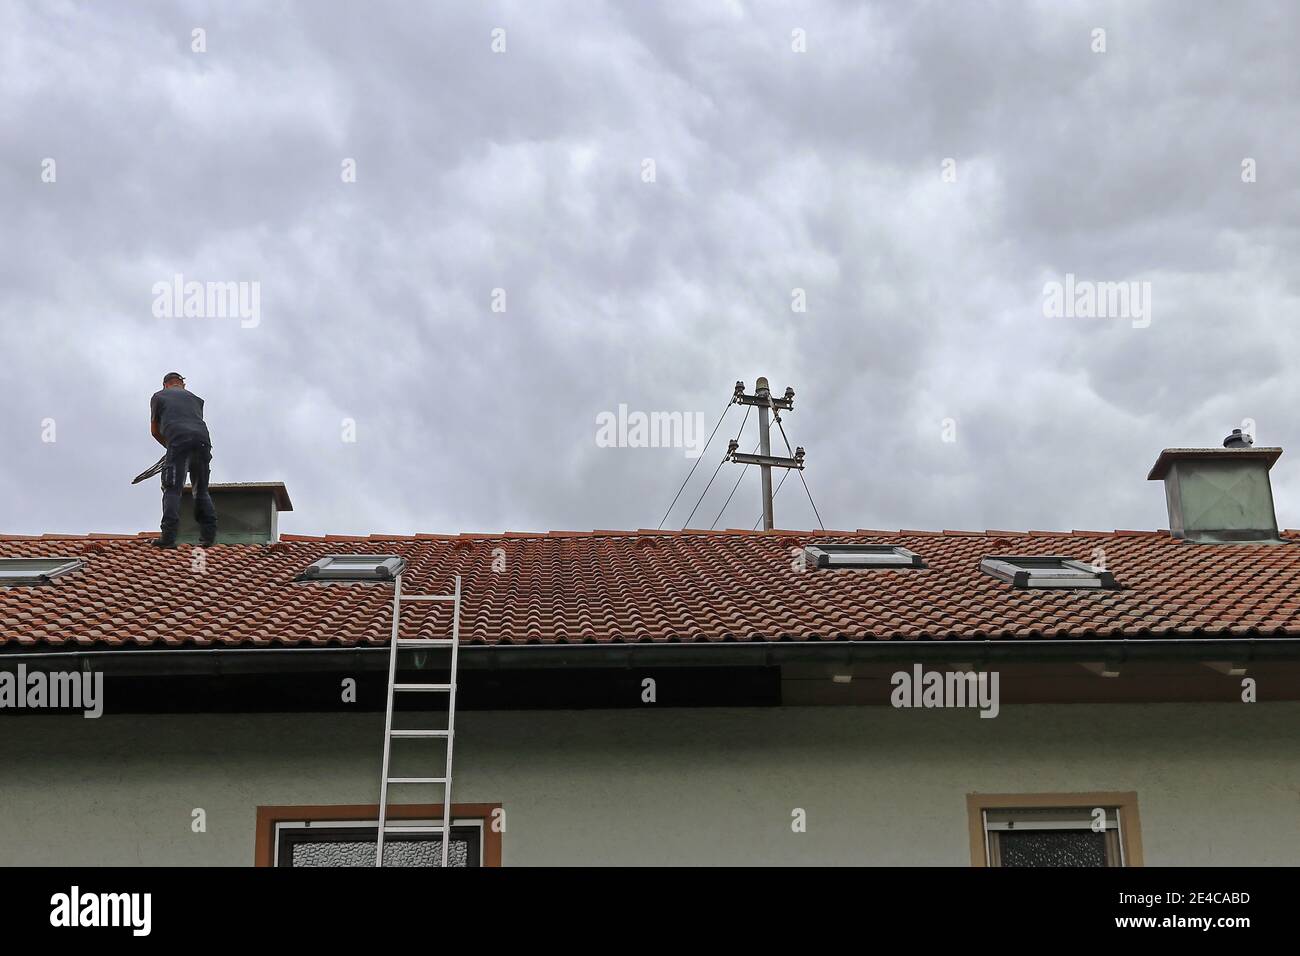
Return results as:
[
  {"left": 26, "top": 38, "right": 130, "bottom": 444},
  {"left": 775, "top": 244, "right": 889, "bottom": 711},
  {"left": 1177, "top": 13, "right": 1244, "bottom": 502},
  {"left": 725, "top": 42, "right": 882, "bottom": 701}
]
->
[{"left": 149, "top": 372, "right": 217, "bottom": 549}]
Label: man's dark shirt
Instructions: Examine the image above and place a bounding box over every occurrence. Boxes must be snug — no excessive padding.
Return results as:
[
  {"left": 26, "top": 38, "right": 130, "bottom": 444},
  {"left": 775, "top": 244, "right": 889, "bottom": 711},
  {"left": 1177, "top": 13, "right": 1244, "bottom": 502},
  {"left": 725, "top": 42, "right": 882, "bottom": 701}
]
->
[{"left": 150, "top": 388, "right": 211, "bottom": 446}]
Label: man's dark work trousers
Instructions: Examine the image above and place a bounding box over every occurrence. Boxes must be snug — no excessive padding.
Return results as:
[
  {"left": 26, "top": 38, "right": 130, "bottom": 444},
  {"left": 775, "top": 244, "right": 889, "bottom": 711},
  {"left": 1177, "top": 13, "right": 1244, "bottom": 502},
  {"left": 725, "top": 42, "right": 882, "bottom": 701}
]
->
[{"left": 160, "top": 438, "right": 217, "bottom": 543}]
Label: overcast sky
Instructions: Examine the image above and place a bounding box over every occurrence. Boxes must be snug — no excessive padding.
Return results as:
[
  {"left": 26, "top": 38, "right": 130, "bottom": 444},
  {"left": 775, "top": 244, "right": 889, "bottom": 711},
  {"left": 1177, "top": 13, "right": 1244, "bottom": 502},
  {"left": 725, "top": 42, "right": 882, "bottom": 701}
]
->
[{"left": 2, "top": 1, "right": 1297, "bottom": 537}]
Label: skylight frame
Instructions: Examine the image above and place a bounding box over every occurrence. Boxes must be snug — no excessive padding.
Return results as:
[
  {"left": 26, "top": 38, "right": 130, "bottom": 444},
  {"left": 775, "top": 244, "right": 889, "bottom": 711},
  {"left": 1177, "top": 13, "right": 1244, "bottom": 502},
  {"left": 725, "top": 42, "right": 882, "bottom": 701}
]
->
[
  {"left": 802, "top": 543, "right": 927, "bottom": 569},
  {"left": 0, "top": 557, "right": 85, "bottom": 586},
  {"left": 980, "top": 555, "right": 1116, "bottom": 589},
  {"left": 297, "top": 554, "right": 407, "bottom": 583}
]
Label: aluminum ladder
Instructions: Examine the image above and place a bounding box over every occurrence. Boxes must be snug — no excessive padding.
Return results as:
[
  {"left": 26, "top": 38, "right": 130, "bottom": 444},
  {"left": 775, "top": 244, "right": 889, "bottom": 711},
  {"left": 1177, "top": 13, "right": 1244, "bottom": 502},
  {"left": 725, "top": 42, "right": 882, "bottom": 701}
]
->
[{"left": 375, "top": 572, "right": 462, "bottom": 867}]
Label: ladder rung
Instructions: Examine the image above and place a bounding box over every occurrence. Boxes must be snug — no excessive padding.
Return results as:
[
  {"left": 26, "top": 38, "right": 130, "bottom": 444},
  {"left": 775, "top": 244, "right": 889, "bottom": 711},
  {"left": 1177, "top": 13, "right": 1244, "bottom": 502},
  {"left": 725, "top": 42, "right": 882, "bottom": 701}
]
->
[
  {"left": 399, "top": 595, "right": 457, "bottom": 602},
  {"left": 389, "top": 729, "right": 451, "bottom": 738},
  {"left": 394, "top": 683, "right": 452, "bottom": 692},
  {"left": 396, "top": 639, "right": 455, "bottom": 648},
  {"left": 382, "top": 825, "right": 450, "bottom": 834},
  {"left": 386, "top": 776, "right": 448, "bottom": 785}
]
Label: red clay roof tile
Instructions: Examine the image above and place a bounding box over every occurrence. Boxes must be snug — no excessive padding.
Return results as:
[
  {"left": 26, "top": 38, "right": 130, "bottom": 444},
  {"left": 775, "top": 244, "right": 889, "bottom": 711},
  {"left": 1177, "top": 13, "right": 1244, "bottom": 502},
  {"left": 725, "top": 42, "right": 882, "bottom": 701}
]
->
[{"left": 0, "top": 529, "right": 1298, "bottom": 649}]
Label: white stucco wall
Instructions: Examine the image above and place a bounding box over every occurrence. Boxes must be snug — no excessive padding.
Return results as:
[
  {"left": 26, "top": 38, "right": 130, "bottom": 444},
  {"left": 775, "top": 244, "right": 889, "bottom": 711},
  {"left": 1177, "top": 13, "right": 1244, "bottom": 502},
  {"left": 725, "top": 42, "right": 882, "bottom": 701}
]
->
[{"left": 1, "top": 702, "right": 1296, "bottom": 865}]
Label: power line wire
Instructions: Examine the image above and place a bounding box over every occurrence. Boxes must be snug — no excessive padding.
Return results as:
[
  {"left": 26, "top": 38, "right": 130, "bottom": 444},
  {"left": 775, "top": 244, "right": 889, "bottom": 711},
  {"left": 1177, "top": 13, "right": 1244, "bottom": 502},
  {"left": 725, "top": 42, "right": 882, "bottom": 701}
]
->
[
  {"left": 773, "top": 415, "right": 825, "bottom": 531},
  {"left": 797, "top": 470, "right": 825, "bottom": 531},
  {"left": 681, "top": 404, "right": 751, "bottom": 529},
  {"left": 656, "top": 399, "right": 734, "bottom": 530},
  {"left": 682, "top": 454, "right": 728, "bottom": 529},
  {"left": 712, "top": 441, "right": 759, "bottom": 530}
]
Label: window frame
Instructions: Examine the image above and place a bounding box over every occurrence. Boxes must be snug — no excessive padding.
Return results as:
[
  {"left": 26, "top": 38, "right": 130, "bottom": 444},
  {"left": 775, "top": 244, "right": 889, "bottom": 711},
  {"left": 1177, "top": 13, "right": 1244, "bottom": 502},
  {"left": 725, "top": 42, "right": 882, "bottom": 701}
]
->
[
  {"left": 255, "top": 803, "right": 503, "bottom": 867},
  {"left": 0, "top": 557, "right": 85, "bottom": 586},
  {"left": 979, "top": 555, "right": 1116, "bottom": 589},
  {"left": 297, "top": 554, "right": 407, "bottom": 583},
  {"left": 966, "top": 792, "right": 1143, "bottom": 867},
  {"left": 803, "top": 543, "right": 927, "bottom": 569}
]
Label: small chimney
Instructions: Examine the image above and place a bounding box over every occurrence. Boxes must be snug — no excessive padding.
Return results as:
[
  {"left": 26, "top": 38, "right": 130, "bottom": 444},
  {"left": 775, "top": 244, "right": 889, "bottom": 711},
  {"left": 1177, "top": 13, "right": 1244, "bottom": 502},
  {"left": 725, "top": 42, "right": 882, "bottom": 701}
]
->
[
  {"left": 179, "top": 482, "right": 293, "bottom": 544},
  {"left": 1147, "top": 435, "right": 1282, "bottom": 544}
]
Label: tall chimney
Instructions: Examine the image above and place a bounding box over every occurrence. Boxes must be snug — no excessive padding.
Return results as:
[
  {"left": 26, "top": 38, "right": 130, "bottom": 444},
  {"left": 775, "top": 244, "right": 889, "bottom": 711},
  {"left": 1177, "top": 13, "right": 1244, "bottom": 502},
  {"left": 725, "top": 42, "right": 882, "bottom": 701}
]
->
[
  {"left": 178, "top": 482, "right": 293, "bottom": 544},
  {"left": 1147, "top": 434, "right": 1283, "bottom": 544}
]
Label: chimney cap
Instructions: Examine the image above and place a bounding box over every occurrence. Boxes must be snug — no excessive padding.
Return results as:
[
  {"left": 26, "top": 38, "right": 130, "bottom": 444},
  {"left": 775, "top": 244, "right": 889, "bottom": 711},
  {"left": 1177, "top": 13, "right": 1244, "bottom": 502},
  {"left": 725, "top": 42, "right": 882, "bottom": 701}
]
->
[
  {"left": 1224, "top": 428, "right": 1254, "bottom": 448},
  {"left": 185, "top": 481, "right": 294, "bottom": 512},
  {"left": 1146, "top": 447, "right": 1281, "bottom": 482}
]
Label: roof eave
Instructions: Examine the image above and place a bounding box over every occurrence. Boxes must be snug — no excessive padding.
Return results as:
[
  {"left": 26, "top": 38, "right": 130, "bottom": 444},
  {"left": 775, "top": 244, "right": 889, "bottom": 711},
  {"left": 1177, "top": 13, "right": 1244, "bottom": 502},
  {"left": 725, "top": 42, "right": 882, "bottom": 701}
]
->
[{"left": 4, "top": 635, "right": 1300, "bottom": 675}]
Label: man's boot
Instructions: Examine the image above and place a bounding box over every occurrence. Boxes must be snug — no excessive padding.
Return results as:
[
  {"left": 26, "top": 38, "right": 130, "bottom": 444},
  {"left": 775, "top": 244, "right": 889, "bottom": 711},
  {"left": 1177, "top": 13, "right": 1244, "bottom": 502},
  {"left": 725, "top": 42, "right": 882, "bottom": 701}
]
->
[{"left": 151, "top": 537, "right": 178, "bottom": 549}]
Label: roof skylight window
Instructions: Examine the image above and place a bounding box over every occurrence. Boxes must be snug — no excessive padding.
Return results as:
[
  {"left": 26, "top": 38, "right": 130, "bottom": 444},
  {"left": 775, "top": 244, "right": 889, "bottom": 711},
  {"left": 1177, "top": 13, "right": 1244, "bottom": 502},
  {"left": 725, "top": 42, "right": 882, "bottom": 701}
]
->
[
  {"left": 802, "top": 544, "right": 926, "bottom": 569},
  {"left": 980, "top": 555, "right": 1116, "bottom": 589},
  {"left": 298, "top": 554, "right": 407, "bottom": 582},
  {"left": 0, "top": 557, "right": 85, "bottom": 586}
]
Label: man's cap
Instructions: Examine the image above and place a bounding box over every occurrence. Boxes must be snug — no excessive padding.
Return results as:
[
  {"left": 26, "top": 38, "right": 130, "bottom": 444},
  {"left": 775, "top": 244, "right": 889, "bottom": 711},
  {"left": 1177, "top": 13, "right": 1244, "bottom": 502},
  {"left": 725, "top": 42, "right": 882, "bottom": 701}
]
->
[{"left": 163, "top": 371, "right": 185, "bottom": 384}]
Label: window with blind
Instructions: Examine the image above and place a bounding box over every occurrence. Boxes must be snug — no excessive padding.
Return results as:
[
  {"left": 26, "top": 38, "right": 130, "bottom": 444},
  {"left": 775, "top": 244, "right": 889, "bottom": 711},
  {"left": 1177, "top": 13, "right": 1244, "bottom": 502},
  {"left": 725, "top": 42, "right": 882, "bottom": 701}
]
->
[
  {"left": 275, "top": 822, "right": 482, "bottom": 867},
  {"left": 982, "top": 806, "right": 1125, "bottom": 867}
]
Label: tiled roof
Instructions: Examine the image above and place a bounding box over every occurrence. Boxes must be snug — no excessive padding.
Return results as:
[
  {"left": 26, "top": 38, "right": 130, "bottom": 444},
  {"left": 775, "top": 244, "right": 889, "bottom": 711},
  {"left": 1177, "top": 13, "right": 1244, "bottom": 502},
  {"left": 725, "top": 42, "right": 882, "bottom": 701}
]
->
[{"left": 2, "top": 529, "right": 1300, "bottom": 649}]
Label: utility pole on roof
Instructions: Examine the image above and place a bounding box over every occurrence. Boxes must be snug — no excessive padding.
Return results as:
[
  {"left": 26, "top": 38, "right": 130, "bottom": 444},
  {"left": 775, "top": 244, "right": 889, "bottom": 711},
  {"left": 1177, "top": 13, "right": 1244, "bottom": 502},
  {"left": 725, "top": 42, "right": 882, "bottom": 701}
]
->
[{"left": 729, "top": 377, "right": 803, "bottom": 530}]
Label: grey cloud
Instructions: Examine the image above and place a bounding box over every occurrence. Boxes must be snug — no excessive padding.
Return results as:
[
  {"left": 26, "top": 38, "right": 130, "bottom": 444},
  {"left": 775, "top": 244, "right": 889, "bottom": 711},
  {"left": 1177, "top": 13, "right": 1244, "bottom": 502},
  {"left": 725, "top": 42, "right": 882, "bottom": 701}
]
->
[{"left": 2, "top": 0, "right": 1297, "bottom": 537}]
